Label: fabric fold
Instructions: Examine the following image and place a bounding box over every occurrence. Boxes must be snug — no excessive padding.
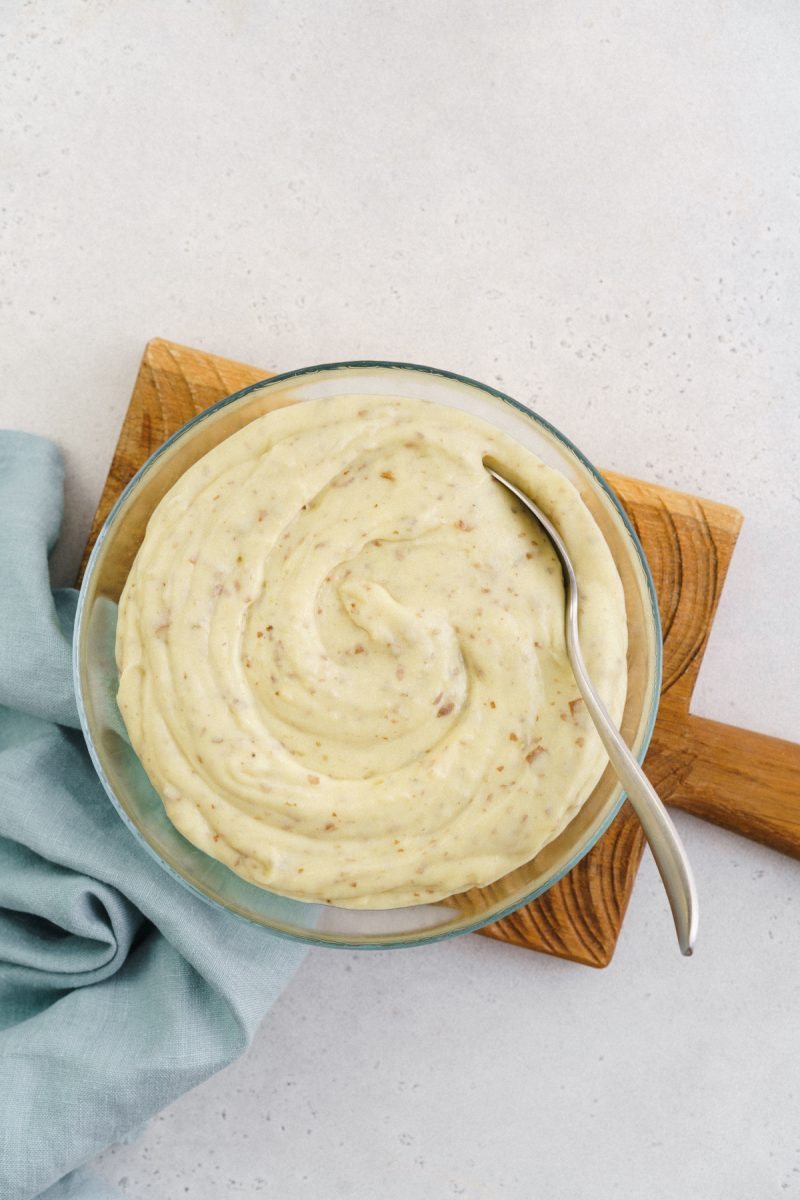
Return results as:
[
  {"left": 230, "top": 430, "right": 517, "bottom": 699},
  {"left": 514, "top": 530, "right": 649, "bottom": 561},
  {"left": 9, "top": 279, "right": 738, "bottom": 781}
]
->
[{"left": 0, "top": 432, "right": 307, "bottom": 1200}]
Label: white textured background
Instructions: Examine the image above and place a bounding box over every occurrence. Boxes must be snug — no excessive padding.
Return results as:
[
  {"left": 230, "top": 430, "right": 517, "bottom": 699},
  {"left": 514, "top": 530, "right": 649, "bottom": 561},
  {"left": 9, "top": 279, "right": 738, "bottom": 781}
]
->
[{"left": 2, "top": 2, "right": 799, "bottom": 1197}]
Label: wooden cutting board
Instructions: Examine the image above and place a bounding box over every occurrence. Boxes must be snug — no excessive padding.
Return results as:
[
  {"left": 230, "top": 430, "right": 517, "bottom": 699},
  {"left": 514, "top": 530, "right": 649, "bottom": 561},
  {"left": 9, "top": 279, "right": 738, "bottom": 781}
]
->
[{"left": 78, "top": 339, "right": 800, "bottom": 966}]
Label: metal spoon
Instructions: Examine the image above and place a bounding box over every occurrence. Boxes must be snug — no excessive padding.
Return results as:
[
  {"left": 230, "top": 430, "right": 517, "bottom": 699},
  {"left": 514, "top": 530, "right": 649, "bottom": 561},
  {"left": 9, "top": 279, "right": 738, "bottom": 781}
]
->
[{"left": 487, "top": 466, "right": 698, "bottom": 956}]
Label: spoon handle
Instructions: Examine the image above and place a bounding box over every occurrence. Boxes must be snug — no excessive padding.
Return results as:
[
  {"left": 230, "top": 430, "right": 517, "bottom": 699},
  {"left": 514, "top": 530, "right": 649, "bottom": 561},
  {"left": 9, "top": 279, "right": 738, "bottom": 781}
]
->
[
  {"left": 485, "top": 466, "right": 698, "bottom": 956},
  {"left": 565, "top": 617, "right": 699, "bottom": 956}
]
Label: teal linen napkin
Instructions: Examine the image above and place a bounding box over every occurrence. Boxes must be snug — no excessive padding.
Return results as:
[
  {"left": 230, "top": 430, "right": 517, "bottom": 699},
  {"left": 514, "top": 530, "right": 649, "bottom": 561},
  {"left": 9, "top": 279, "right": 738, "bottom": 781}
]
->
[{"left": 0, "top": 433, "right": 307, "bottom": 1200}]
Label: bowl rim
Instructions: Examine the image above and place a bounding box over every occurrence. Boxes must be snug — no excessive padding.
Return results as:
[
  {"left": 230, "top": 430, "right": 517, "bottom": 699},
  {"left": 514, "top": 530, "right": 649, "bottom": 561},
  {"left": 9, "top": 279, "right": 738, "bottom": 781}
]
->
[{"left": 74, "top": 359, "right": 663, "bottom": 949}]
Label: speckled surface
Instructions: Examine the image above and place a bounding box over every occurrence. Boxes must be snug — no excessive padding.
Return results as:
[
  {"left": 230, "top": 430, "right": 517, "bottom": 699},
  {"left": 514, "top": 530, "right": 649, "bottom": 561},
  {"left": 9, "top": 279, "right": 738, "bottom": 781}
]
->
[{"left": 2, "top": 2, "right": 799, "bottom": 1196}]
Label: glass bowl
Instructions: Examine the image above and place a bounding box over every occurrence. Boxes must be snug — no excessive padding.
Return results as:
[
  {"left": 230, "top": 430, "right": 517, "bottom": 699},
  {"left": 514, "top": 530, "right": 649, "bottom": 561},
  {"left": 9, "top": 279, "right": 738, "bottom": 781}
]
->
[{"left": 74, "top": 362, "right": 661, "bottom": 949}]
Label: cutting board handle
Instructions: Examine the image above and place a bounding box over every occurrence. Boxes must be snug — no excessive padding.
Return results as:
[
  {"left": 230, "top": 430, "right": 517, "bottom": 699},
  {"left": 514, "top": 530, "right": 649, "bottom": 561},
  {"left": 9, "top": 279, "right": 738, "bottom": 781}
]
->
[{"left": 663, "top": 713, "right": 800, "bottom": 858}]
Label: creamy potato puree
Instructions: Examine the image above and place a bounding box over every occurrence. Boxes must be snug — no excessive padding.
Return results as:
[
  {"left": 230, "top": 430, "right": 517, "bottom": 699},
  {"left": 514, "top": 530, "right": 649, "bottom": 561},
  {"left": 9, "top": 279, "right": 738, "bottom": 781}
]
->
[{"left": 116, "top": 395, "right": 627, "bottom": 907}]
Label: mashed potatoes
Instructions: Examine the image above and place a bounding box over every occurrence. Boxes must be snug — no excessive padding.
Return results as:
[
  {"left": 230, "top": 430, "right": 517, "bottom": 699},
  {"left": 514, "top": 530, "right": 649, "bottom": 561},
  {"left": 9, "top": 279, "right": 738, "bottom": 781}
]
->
[{"left": 116, "top": 395, "right": 627, "bottom": 907}]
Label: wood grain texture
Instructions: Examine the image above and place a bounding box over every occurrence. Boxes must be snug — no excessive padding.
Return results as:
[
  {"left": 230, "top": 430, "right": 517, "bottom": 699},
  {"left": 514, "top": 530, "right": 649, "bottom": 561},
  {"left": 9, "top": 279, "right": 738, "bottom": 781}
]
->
[
  {"left": 79, "top": 339, "right": 800, "bottom": 967},
  {"left": 78, "top": 340, "right": 269, "bottom": 581}
]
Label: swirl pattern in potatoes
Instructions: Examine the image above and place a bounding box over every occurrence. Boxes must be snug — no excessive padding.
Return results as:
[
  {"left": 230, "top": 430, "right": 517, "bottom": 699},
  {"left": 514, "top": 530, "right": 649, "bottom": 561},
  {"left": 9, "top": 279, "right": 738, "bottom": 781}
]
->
[{"left": 116, "top": 395, "right": 627, "bottom": 907}]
